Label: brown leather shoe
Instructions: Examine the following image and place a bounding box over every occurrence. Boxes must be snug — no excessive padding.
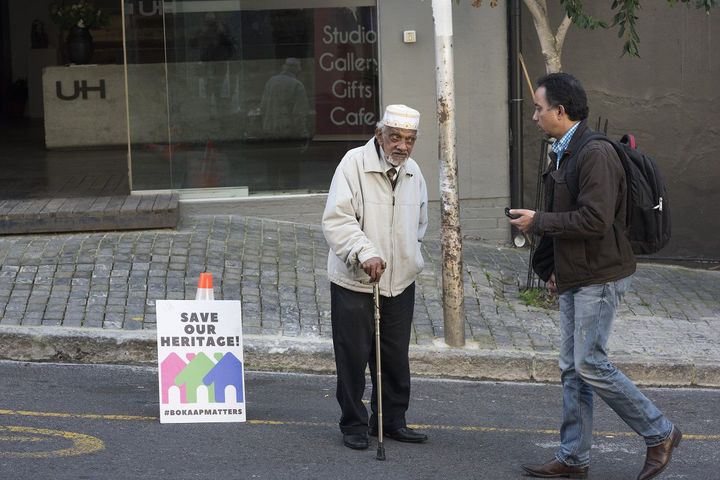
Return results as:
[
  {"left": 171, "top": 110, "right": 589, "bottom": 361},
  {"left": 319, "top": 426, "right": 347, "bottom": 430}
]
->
[
  {"left": 521, "top": 458, "right": 588, "bottom": 478},
  {"left": 637, "top": 426, "right": 682, "bottom": 480}
]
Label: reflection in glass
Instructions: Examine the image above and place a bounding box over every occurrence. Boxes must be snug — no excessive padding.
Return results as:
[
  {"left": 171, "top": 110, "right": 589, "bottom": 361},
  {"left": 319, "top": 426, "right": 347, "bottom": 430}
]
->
[
  {"left": 125, "top": 3, "right": 378, "bottom": 195},
  {"left": 260, "top": 58, "right": 311, "bottom": 141}
]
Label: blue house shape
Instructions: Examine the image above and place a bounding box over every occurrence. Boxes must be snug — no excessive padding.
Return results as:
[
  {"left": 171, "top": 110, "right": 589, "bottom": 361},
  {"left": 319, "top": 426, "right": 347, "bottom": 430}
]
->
[{"left": 203, "top": 353, "right": 244, "bottom": 403}]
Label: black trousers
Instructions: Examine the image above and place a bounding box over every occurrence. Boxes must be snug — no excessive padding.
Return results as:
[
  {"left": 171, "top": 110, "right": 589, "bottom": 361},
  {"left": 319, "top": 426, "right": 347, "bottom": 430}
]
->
[{"left": 330, "top": 282, "right": 415, "bottom": 434}]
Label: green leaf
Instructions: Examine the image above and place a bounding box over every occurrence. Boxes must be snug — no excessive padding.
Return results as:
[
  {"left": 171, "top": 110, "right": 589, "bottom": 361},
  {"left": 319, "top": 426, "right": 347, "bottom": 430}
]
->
[{"left": 561, "top": 0, "right": 609, "bottom": 30}]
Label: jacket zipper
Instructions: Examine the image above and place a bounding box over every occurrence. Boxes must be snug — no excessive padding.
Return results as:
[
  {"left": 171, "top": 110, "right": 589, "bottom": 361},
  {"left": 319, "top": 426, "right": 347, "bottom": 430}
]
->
[{"left": 389, "top": 176, "right": 396, "bottom": 297}]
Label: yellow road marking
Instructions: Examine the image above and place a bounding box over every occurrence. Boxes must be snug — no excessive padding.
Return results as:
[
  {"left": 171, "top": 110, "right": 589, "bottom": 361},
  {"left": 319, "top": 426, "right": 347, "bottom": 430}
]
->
[
  {"left": 245, "top": 420, "right": 720, "bottom": 441},
  {"left": 0, "top": 426, "right": 104, "bottom": 458},
  {"left": 0, "top": 409, "right": 156, "bottom": 422},
  {"left": 0, "top": 436, "right": 43, "bottom": 443},
  {"left": 2, "top": 409, "right": 719, "bottom": 442}
]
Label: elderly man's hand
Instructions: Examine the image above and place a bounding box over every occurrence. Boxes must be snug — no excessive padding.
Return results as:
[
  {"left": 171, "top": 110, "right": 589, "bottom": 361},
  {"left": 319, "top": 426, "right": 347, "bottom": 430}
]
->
[{"left": 361, "top": 257, "right": 386, "bottom": 283}]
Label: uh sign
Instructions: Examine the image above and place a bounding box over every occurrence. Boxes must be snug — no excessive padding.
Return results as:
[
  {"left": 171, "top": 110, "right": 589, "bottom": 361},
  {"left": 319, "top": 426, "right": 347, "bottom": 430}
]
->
[
  {"left": 56, "top": 79, "right": 106, "bottom": 101},
  {"left": 42, "top": 64, "right": 129, "bottom": 148}
]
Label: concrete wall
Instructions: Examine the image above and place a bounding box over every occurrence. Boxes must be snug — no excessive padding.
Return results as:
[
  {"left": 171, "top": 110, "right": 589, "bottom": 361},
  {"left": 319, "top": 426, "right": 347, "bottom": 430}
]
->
[
  {"left": 520, "top": 2, "right": 720, "bottom": 260},
  {"left": 43, "top": 65, "right": 128, "bottom": 148},
  {"left": 378, "top": 1, "right": 510, "bottom": 243}
]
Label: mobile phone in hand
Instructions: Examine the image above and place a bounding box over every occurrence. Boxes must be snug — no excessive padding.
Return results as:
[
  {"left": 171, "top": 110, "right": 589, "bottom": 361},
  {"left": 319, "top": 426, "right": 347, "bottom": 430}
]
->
[{"left": 505, "top": 207, "right": 520, "bottom": 220}]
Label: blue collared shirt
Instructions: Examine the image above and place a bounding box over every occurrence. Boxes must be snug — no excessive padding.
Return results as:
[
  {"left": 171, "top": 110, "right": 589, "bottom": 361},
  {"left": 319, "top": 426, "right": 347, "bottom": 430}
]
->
[{"left": 551, "top": 121, "right": 580, "bottom": 169}]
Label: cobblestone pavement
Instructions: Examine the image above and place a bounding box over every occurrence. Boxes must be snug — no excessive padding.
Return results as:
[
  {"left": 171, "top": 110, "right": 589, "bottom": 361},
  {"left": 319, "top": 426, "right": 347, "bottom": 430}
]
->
[{"left": 1, "top": 215, "right": 719, "bottom": 382}]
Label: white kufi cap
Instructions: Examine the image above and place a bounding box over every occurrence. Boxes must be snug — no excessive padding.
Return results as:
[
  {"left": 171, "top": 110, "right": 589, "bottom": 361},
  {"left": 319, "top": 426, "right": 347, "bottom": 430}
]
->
[{"left": 381, "top": 104, "right": 420, "bottom": 130}]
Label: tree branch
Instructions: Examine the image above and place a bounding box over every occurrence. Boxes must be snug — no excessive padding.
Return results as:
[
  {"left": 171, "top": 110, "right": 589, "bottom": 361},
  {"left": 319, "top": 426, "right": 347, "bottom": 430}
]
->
[{"left": 555, "top": 14, "right": 572, "bottom": 54}]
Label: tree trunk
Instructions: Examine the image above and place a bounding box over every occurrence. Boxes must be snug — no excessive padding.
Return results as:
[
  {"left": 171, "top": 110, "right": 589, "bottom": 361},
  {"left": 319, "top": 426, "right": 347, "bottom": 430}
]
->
[
  {"left": 522, "top": 0, "right": 569, "bottom": 73},
  {"left": 431, "top": 0, "right": 465, "bottom": 347}
]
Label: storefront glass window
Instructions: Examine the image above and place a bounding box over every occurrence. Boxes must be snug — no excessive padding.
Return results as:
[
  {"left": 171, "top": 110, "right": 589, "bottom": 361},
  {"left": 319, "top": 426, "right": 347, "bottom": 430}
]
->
[{"left": 123, "top": 0, "right": 378, "bottom": 195}]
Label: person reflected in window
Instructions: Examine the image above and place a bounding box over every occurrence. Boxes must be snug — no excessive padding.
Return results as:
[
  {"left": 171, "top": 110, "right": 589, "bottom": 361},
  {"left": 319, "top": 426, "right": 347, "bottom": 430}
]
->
[
  {"left": 195, "top": 13, "right": 236, "bottom": 117},
  {"left": 259, "top": 58, "right": 310, "bottom": 140}
]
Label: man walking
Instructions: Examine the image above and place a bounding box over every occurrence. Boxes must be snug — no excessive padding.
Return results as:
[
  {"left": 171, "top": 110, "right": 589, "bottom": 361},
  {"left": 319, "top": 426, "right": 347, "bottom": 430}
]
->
[
  {"left": 322, "top": 104, "right": 429, "bottom": 450},
  {"left": 510, "top": 73, "right": 681, "bottom": 480}
]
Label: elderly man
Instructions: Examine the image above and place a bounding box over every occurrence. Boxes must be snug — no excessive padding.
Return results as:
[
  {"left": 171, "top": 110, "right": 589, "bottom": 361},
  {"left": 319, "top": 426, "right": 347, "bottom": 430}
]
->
[{"left": 322, "top": 104, "right": 429, "bottom": 450}]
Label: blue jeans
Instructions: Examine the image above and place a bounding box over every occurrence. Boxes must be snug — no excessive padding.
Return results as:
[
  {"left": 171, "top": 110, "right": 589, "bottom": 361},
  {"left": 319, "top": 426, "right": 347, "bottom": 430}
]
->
[{"left": 555, "top": 276, "right": 673, "bottom": 467}]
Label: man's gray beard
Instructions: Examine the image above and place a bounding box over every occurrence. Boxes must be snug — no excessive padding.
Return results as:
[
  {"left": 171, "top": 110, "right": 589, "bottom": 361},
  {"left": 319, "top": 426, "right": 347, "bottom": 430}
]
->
[{"left": 385, "top": 154, "right": 401, "bottom": 167}]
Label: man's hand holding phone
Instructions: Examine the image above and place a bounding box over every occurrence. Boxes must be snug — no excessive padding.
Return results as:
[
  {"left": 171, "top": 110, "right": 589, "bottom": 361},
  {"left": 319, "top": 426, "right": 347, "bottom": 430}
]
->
[
  {"left": 506, "top": 207, "right": 536, "bottom": 233},
  {"left": 504, "top": 207, "right": 520, "bottom": 219}
]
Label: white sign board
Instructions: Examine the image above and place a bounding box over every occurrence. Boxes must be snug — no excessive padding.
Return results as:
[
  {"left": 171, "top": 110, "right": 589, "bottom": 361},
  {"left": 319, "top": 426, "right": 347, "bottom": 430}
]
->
[{"left": 156, "top": 300, "right": 245, "bottom": 423}]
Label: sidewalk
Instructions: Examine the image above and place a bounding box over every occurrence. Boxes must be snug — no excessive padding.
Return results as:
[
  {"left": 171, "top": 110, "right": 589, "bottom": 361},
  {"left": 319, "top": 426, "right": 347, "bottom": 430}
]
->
[{"left": 0, "top": 214, "right": 718, "bottom": 387}]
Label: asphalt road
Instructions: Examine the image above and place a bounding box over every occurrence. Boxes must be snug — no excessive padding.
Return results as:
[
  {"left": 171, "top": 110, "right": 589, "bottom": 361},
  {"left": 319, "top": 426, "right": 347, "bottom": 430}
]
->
[{"left": 1, "top": 361, "right": 719, "bottom": 480}]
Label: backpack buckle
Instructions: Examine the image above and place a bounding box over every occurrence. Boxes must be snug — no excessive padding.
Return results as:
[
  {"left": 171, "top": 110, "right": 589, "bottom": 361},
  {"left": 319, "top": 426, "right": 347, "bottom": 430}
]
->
[{"left": 653, "top": 197, "right": 663, "bottom": 212}]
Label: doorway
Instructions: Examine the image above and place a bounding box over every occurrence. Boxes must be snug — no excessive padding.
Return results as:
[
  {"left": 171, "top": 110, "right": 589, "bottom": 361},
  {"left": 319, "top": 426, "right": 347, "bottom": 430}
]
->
[{"left": 0, "top": 0, "right": 128, "bottom": 201}]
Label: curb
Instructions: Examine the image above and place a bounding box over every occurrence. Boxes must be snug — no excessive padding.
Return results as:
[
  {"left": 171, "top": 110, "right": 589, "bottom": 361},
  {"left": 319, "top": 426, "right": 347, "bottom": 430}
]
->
[{"left": 1, "top": 325, "right": 718, "bottom": 388}]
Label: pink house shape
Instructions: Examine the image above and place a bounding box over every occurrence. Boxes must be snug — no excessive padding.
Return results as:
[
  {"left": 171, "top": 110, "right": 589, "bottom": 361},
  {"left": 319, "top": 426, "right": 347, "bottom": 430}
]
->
[{"left": 160, "top": 352, "right": 188, "bottom": 404}]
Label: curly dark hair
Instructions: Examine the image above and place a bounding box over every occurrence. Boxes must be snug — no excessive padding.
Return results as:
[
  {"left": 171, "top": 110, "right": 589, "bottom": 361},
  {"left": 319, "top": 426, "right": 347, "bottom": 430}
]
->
[{"left": 536, "top": 73, "right": 589, "bottom": 121}]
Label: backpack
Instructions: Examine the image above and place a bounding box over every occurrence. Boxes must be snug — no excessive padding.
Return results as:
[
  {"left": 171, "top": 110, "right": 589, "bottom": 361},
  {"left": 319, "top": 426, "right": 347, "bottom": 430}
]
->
[{"left": 568, "top": 133, "right": 671, "bottom": 255}]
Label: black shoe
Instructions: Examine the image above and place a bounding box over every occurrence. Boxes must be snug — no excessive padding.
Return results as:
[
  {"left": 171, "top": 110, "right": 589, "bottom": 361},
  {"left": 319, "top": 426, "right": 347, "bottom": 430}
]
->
[
  {"left": 370, "top": 426, "right": 428, "bottom": 443},
  {"left": 343, "top": 433, "right": 369, "bottom": 450},
  {"left": 521, "top": 458, "right": 589, "bottom": 478}
]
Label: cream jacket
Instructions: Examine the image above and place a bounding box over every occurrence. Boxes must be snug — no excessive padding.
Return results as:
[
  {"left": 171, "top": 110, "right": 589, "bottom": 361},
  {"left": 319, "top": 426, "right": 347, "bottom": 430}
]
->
[{"left": 322, "top": 137, "right": 428, "bottom": 297}]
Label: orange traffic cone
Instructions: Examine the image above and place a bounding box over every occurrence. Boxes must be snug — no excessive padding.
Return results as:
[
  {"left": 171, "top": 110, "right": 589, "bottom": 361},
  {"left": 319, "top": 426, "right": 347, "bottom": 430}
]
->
[{"left": 195, "top": 272, "right": 215, "bottom": 300}]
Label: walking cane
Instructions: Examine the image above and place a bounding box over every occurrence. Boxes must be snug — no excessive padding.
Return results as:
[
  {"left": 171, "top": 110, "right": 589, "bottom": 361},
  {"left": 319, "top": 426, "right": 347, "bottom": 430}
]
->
[{"left": 373, "top": 283, "right": 386, "bottom": 461}]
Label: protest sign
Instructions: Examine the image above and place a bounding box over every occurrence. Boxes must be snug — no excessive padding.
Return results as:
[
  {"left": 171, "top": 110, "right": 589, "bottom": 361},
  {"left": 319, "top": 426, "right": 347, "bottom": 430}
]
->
[{"left": 156, "top": 299, "right": 245, "bottom": 423}]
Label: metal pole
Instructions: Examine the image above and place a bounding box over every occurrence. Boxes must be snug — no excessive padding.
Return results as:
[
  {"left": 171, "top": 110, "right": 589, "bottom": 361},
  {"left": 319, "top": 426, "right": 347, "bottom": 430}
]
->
[
  {"left": 373, "top": 284, "right": 386, "bottom": 461},
  {"left": 509, "top": 0, "right": 524, "bottom": 245},
  {"left": 432, "top": 0, "right": 465, "bottom": 348}
]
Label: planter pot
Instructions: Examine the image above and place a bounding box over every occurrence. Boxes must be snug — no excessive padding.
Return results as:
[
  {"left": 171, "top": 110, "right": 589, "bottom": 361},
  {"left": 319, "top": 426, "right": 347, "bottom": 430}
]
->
[{"left": 66, "top": 26, "right": 94, "bottom": 65}]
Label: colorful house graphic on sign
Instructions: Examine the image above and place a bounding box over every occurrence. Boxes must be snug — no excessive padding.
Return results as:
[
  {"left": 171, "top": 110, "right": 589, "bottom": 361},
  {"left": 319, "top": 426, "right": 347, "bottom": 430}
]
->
[
  {"left": 174, "top": 352, "right": 217, "bottom": 403},
  {"left": 160, "top": 352, "right": 245, "bottom": 405},
  {"left": 203, "top": 352, "right": 244, "bottom": 403},
  {"left": 160, "top": 352, "right": 188, "bottom": 403}
]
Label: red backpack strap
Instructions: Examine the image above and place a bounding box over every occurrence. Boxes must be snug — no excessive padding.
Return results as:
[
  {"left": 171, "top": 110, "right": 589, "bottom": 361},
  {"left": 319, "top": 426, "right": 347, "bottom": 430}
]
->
[{"left": 620, "top": 133, "right": 637, "bottom": 150}]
